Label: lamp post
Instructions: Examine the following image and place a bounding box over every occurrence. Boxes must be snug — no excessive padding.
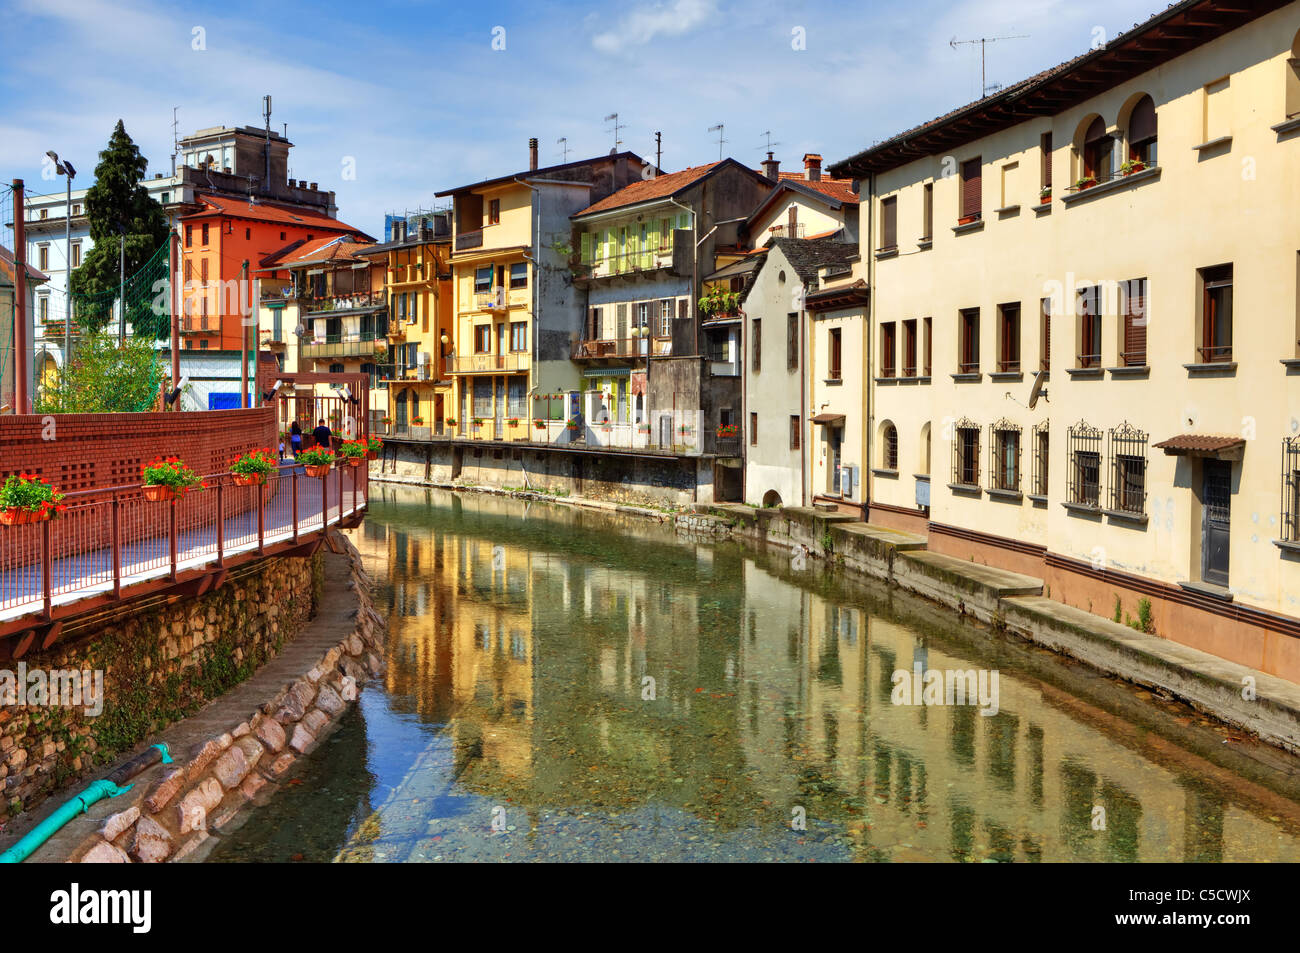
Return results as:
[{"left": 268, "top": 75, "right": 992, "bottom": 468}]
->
[{"left": 45, "top": 151, "right": 75, "bottom": 364}]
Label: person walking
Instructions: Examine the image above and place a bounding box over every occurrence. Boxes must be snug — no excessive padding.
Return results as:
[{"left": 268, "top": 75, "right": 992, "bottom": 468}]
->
[
  {"left": 312, "top": 418, "right": 333, "bottom": 452},
  {"left": 290, "top": 420, "right": 303, "bottom": 458}
]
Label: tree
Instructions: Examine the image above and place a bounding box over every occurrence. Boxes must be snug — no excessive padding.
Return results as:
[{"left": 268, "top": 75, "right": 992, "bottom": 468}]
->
[
  {"left": 36, "top": 331, "right": 163, "bottom": 414},
  {"left": 68, "top": 121, "right": 170, "bottom": 336}
]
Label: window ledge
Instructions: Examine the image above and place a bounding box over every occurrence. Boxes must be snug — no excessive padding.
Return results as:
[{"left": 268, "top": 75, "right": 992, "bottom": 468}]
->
[
  {"left": 1184, "top": 362, "right": 1237, "bottom": 376},
  {"left": 994, "top": 204, "right": 1020, "bottom": 217},
  {"left": 875, "top": 376, "right": 900, "bottom": 385},
  {"left": 1177, "top": 580, "right": 1233, "bottom": 602},
  {"left": 951, "top": 372, "right": 982, "bottom": 383},
  {"left": 990, "top": 371, "right": 1023, "bottom": 382},
  {"left": 947, "top": 482, "right": 982, "bottom": 496},
  {"left": 1060, "top": 166, "right": 1161, "bottom": 206},
  {"left": 875, "top": 246, "right": 899, "bottom": 260},
  {"left": 987, "top": 487, "right": 1023, "bottom": 502},
  {"left": 1033, "top": 200, "right": 1053, "bottom": 215},
  {"left": 1065, "top": 367, "right": 1104, "bottom": 379},
  {"left": 1272, "top": 117, "right": 1300, "bottom": 137},
  {"left": 1107, "top": 364, "right": 1150, "bottom": 379},
  {"left": 1273, "top": 538, "right": 1300, "bottom": 555},
  {"left": 916, "top": 375, "right": 932, "bottom": 385},
  {"left": 951, "top": 219, "right": 985, "bottom": 235},
  {"left": 914, "top": 473, "right": 931, "bottom": 482},
  {"left": 823, "top": 378, "right": 843, "bottom": 386},
  {"left": 1062, "top": 501, "right": 1102, "bottom": 518},
  {"left": 897, "top": 375, "right": 922, "bottom": 385},
  {"left": 1280, "top": 359, "right": 1300, "bottom": 371},
  {"left": 1103, "top": 508, "right": 1149, "bottom": 527},
  {"left": 917, "top": 238, "right": 933, "bottom": 250},
  {"left": 872, "top": 468, "right": 899, "bottom": 479},
  {"left": 1193, "top": 135, "right": 1233, "bottom": 152},
  {"left": 1027, "top": 493, "right": 1048, "bottom": 507}
]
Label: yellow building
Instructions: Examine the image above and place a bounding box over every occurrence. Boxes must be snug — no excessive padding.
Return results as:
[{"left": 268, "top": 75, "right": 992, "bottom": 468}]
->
[{"left": 830, "top": 0, "right": 1300, "bottom": 680}]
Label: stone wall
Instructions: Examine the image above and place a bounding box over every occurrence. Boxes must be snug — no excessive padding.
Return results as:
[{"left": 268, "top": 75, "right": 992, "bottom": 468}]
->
[{"left": 0, "top": 552, "right": 319, "bottom": 820}]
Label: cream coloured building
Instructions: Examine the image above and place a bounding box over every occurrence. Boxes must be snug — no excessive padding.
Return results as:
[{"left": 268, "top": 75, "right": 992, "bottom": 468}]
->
[{"left": 830, "top": 0, "right": 1300, "bottom": 681}]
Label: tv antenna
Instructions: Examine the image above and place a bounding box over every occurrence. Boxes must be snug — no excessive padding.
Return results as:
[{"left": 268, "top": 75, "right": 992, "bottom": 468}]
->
[
  {"left": 708, "top": 123, "right": 727, "bottom": 160},
  {"left": 758, "top": 130, "right": 781, "bottom": 153},
  {"left": 171, "top": 106, "right": 180, "bottom": 175},
  {"left": 604, "top": 113, "right": 624, "bottom": 152},
  {"left": 950, "top": 34, "right": 1029, "bottom": 97},
  {"left": 557, "top": 137, "right": 569, "bottom": 163}
]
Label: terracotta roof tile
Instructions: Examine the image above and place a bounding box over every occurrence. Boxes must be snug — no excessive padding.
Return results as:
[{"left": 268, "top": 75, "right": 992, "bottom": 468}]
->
[
  {"left": 1153, "top": 434, "right": 1245, "bottom": 453},
  {"left": 182, "top": 192, "right": 368, "bottom": 238},
  {"left": 0, "top": 244, "right": 47, "bottom": 284},
  {"left": 575, "top": 162, "right": 724, "bottom": 216}
]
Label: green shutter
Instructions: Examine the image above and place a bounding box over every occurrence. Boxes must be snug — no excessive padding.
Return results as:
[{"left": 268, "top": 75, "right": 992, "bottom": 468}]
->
[{"left": 580, "top": 232, "right": 591, "bottom": 264}]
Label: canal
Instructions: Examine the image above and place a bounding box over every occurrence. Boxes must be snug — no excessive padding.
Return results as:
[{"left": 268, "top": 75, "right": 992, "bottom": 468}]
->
[{"left": 210, "top": 484, "right": 1300, "bottom": 862}]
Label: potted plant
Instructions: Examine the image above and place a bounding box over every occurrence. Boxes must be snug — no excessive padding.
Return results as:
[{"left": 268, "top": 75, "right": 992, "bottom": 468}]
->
[
  {"left": 365, "top": 435, "right": 383, "bottom": 459},
  {"left": 1120, "top": 158, "right": 1146, "bottom": 176},
  {"left": 1074, "top": 175, "right": 1098, "bottom": 191},
  {"left": 141, "top": 456, "right": 206, "bottom": 502},
  {"left": 716, "top": 423, "right": 738, "bottom": 439},
  {"left": 381, "top": 416, "right": 392, "bottom": 427},
  {"left": 506, "top": 417, "right": 520, "bottom": 428},
  {"left": 445, "top": 417, "right": 457, "bottom": 428},
  {"left": 533, "top": 419, "right": 547, "bottom": 431},
  {"left": 296, "top": 447, "right": 334, "bottom": 478},
  {"left": 1039, "top": 186, "right": 1052, "bottom": 204},
  {"left": 337, "top": 439, "right": 368, "bottom": 468},
  {"left": 229, "top": 448, "right": 277, "bottom": 486},
  {"left": 471, "top": 417, "right": 484, "bottom": 428},
  {"left": 678, "top": 424, "right": 694, "bottom": 436},
  {"left": 412, "top": 416, "right": 425, "bottom": 426},
  {"left": 0, "top": 473, "right": 66, "bottom": 524},
  {"left": 565, "top": 418, "right": 581, "bottom": 432},
  {"left": 957, "top": 213, "right": 979, "bottom": 225},
  {"left": 637, "top": 423, "right": 650, "bottom": 434}
]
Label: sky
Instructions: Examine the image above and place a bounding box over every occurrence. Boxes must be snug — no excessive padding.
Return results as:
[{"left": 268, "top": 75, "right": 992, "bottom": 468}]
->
[{"left": 2, "top": 0, "right": 1166, "bottom": 237}]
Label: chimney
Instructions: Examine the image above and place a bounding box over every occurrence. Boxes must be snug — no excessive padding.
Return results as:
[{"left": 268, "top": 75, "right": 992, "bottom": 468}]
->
[
  {"left": 761, "top": 151, "right": 780, "bottom": 181},
  {"left": 529, "top": 137, "right": 539, "bottom": 171},
  {"left": 803, "top": 153, "right": 822, "bottom": 182},
  {"left": 309, "top": 182, "right": 318, "bottom": 191}
]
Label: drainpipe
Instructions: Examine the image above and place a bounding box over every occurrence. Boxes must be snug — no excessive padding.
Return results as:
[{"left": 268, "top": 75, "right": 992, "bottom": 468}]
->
[
  {"left": 864, "top": 172, "right": 876, "bottom": 520},
  {"left": 513, "top": 177, "right": 542, "bottom": 410},
  {"left": 801, "top": 284, "right": 808, "bottom": 507}
]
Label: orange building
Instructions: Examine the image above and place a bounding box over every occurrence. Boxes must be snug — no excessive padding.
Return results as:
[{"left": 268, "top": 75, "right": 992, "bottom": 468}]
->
[{"left": 177, "top": 192, "right": 369, "bottom": 352}]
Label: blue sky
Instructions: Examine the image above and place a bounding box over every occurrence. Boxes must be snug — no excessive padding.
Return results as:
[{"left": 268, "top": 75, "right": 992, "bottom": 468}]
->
[{"left": 3, "top": 0, "right": 1160, "bottom": 236}]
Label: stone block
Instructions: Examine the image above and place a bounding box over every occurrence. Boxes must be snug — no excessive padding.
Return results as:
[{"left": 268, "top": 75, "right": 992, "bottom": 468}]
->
[
  {"left": 131, "top": 816, "right": 173, "bottom": 863},
  {"left": 80, "top": 840, "right": 131, "bottom": 863},
  {"left": 288, "top": 723, "right": 316, "bottom": 754},
  {"left": 314, "top": 684, "right": 345, "bottom": 716},
  {"left": 212, "top": 745, "right": 250, "bottom": 790},
  {"left": 145, "top": 767, "right": 187, "bottom": 814},
  {"left": 301, "top": 709, "right": 329, "bottom": 736},
  {"left": 255, "top": 717, "right": 287, "bottom": 753},
  {"left": 98, "top": 805, "right": 140, "bottom": 843}
]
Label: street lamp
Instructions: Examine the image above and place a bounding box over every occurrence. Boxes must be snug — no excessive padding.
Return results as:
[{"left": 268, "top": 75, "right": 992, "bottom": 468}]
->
[{"left": 45, "top": 151, "right": 75, "bottom": 364}]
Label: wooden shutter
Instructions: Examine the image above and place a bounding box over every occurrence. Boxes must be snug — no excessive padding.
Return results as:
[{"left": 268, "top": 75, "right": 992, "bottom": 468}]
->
[
  {"left": 1041, "top": 298, "right": 1051, "bottom": 371},
  {"left": 1123, "top": 279, "right": 1146, "bottom": 364},
  {"left": 881, "top": 197, "right": 897, "bottom": 248},
  {"left": 1041, "top": 133, "right": 1053, "bottom": 188},
  {"left": 961, "top": 158, "right": 982, "bottom": 218},
  {"left": 580, "top": 232, "right": 591, "bottom": 264},
  {"left": 1128, "top": 97, "right": 1156, "bottom": 144}
]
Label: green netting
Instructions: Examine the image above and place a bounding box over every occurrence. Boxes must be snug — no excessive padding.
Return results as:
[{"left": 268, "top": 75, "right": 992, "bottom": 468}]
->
[{"left": 69, "top": 240, "right": 172, "bottom": 339}]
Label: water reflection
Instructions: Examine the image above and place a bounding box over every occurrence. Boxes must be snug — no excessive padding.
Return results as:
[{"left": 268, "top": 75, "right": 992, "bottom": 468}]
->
[{"left": 217, "top": 486, "right": 1300, "bottom": 862}]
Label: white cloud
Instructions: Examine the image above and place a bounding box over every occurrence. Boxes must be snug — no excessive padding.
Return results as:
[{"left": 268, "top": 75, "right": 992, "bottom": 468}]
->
[{"left": 591, "top": 0, "right": 717, "bottom": 54}]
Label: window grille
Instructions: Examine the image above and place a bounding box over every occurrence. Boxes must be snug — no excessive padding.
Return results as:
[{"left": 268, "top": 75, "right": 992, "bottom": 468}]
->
[
  {"left": 1031, "top": 421, "right": 1049, "bottom": 496},
  {"left": 1108, "top": 421, "right": 1148, "bottom": 515},
  {"left": 988, "top": 418, "right": 1022, "bottom": 491},
  {"left": 1067, "top": 420, "right": 1103, "bottom": 507},
  {"left": 951, "top": 418, "right": 980, "bottom": 487},
  {"left": 1282, "top": 437, "right": 1300, "bottom": 542}
]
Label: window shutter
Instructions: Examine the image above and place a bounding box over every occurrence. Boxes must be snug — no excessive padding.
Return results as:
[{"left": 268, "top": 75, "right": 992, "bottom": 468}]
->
[
  {"left": 961, "top": 159, "right": 982, "bottom": 217},
  {"left": 580, "top": 232, "right": 591, "bottom": 264},
  {"left": 881, "top": 197, "right": 897, "bottom": 248},
  {"left": 1124, "top": 279, "right": 1147, "bottom": 363},
  {"left": 1128, "top": 97, "right": 1156, "bottom": 143}
]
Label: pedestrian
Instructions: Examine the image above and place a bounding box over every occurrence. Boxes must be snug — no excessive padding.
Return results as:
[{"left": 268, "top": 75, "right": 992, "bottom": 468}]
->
[
  {"left": 290, "top": 420, "right": 303, "bottom": 458},
  {"left": 312, "top": 418, "right": 332, "bottom": 452}
]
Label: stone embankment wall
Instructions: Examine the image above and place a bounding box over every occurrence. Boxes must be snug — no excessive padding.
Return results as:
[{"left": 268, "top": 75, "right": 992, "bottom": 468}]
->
[
  {"left": 2, "top": 554, "right": 319, "bottom": 820},
  {"left": 73, "top": 540, "right": 384, "bottom": 863}
]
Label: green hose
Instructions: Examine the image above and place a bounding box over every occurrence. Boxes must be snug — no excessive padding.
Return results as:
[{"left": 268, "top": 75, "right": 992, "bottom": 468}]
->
[{"left": 0, "top": 742, "right": 173, "bottom": 864}]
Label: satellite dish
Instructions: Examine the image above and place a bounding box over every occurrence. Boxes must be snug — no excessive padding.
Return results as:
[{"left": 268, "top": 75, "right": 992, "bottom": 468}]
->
[{"left": 1027, "top": 369, "right": 1048, "bottom": 409}]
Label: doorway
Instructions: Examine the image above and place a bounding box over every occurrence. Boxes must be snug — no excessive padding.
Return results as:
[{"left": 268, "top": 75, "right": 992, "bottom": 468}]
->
[
  {"left": 1201, "top": 459, "right": 1231, "bottom": 587},
  {"left": 827, "top": 426, "right": 843, "bottom": 495}
]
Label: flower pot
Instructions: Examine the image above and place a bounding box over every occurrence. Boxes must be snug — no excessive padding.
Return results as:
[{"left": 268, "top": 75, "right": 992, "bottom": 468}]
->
[
  {"left": 142, "top": 484, "right": 175, "bottom": 503},
  {"left": 347, "top": 457, "right": 363, "bottom": 468},
  {"left": 304, "top": 464, "right": 331, "bottom": 479},
  {"left": 1, "top": 507, "right": 31, "bottom": 526},
  {"left": 366, "top": 450, "right": 377, "bottom": 460},
  {"left": 232, "top": 472, "right": 265, "bottom": 487},
  {"left": 1039, "top": 195, "right": 1051, "bottom": 204}
]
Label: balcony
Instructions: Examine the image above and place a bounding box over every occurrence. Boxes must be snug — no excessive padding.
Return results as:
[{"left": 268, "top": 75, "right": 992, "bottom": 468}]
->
[
  {"left": 445, "top": 352, "right": 529, "bottom": 374},
  {"left": 260, "top": 328, "right": 288, "bottom": 349},
  {"left": 766, "top": 223, "right": 805, "bottom": 239},
  {"left": 577, "top": 242, "right": 690, "bottom": 282},
  {"left": 301, "top": 331, "right": 382, "bottom": 360},
  {"left": 180, "top": 318, "right": 217, "bottom": 335},
  {"left": 571, "top": 337, "right": 670, "bottom": 362},
  {"left": 299, "top": 289, "right": 385, "bottom": 316},
  {"left": 475, "top": 288, "right": 511, "bottom": 312},
  {"left": 456, "top": 230, "right": 483, "bottom": 252}
]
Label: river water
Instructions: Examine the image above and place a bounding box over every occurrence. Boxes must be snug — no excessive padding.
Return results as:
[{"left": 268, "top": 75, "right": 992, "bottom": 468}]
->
[{"left": 210, "top": 485, "right": 1300, "bottom": 863}]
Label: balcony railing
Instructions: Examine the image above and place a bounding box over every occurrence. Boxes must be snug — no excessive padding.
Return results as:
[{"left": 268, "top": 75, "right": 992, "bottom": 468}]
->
[
  {"left": 473, "top": 287, "right": 526, "bottom": 311},
  {"left": 571, "top": 337, "right": 671, "bottom": 361},
  {"left": 445, "top": 352, "right": 529, "bottom": 374},
  {"left": 299, "top": 290, "right": 385, "bottom": 315},
  {"left": 456, "top": 230, "right": 483, "bottom": 251},
  {"left": 766, "top": 223, "right": 806, "bottom": 239},
  {"left": 301, "top": 331, "right": 383, "bottom": 360}
]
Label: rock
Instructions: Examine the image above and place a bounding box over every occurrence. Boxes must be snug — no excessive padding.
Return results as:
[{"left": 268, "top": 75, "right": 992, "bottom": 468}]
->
[
  {"left": 255, "top": 717, "right": 286, "bottom": 753},
  {"left": 234, "top": 736, "right": 264, "bottom": 771},
  {"left": 301, "top": 709, "right": 329, "bottom": 736},
  {"left": 262, "top": 752, "right": 295, "bottom": 779},
  {"left": 171, "top": 830, "right": 210, "bottom": 861},
  {"left": 231, "top": 721, "right": 251, "bottom": 739},
  {"left": 340, "top": 657, "right": 367, "bottom": 682},
  {"left": 131, "top": 816, "right": 173, "bottom": 863},
  {"left": 288, "top": 678, "right": 316, "bottom": 711},
  {"left": 98, "top": 805, "right": 140, "bottom": 843},
  {"left": 240, "top": 774, "right": 267, "bottom": 800},
  {"left": 338, "top": 676, "right": 358, "bottom": 702},
  {"left": 288, "top": 723, "right": 316, "bottom": 755},
  {"left": 273, "top": 694, "right": 306, "bottom": 725},
  {"left": 212, "top": 745, "right": 250, "bottom": 790},
  {"left": 6, "top": 749, "right": 26, "bottom": 772},
  {"left": 145, "top": 767, "right": 187, "bottom": 813},
  {"left": 366, "top": 653, "right": 382, "bottom": 676},
  {"left": 80, "top": 840, "right": 131, "bottom": 863},
  {"left": 305, "top": 665, "right": 325, "bottom": 685},
  {"left": 346, "top": 635, "right": 364, "bottom": 656},
  {"left": 314, "top": 684, "right": 344, "bottom": 716},
  {"left": 176, "top": 778, "right": 223, "bottom": 834},
  {"left": 186, "top": 736, "right": 229, "bottom": 780}
]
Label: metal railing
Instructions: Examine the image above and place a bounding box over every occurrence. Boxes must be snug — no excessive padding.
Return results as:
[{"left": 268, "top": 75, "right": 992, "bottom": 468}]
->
[
  {"left": 0, "top": 462, "right": 367, "bottom": 625},
  {"left": 445, "top": 352, "right": 529, "bottom": 374}
]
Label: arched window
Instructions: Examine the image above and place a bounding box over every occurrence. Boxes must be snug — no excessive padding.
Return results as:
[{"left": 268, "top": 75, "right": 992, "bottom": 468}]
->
[
  {"left": 920, "top": 422, "right": 931, "bottom": 475},
  {"left": 1127, "top": 95, "right": 1157, "bottom": 166},
  {"left": 882, "top": 422, "right": 898, "bottom": 471},
  {"left": 1083, "top": 116, "right": 1113, "bottom": 183},
  {"left": 762, "top": 489, "right": 782, "bottom": 508}
]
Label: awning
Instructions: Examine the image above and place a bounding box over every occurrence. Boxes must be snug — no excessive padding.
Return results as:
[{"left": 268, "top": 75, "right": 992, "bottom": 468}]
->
[
  {"left": 704, "top": 254, "right": 764, "bottom": 283},
  {"left": 811, "top": 413, "right": 846, "bottom": 425},
  {"left": 1152, "top": 434, "right": 1245, "bottom": 460}
]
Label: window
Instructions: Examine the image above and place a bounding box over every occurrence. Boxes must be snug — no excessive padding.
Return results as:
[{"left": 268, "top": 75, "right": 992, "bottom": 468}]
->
[
  {"left": 1040, "top": 298, "right": 1051, "bottom": 371},
  {"left": 952, "top": 420, "right": 980, "bottom": 487},
  {"left": 185, "top": 225, "right": 192, "bottom": 247},
  {"left": 903, "top": 319, "right": 917, "bottom": 377},
  {"left": 201, "top": 259, "right": 209, "bottom": 283},
  {"left": 923, "top": 317, "right": 932, "bottom": 377},
  {"left": 787, "top": 313, "right": 799, "bottom": 370},
  {"left": 1127, "top": 95, "right": 1158, "bottom": 166},
  {"left": 989, "top": 420, "right": 1021, "bottom": 491},
  {"left": 1067, "top": 420, "right": 1103, "bottom": 507},
  {"left": 509, "top": 262, "right": 527, "bottom": 289},
  {"left": 1040, "top": 132, "right": 1053, "bottom": 194},
  {"left": 1108, "top": 422, "right": 1148, "bottom": 515},
  {"left": 1199, "top": 264, "right": 1232, "bottom": 363},
  {"left": 959, "top": 308, "right": 980, "bottom": 373},
  {"left": 510, "top": 321, "right": 527, "bottom": 351},
  {"left": 70, "top": 241, "right": 81, "bottom": 267},
  {"left": 960, "top": 157, "right": 982, "bottom": 220},
  {"left": 790, "top": 415, "right": 800, "bottom": 451},
  {"left": 1032, "top": 422, "right": 1049, "bottom": 496},
  {"left": 659, "top": 300, "right": 672, "bottom": 337},
  {"left": 280, "top": 231, "right": 286, "bottom": 241},
  {"left": 752, "top": 318, "right": 761, "bottom": 372},
  {"left": 329, "top": 363, "right": 344, "bottom": 375},
  {"left": 999, "top": 161, "right": 1018, "bottom": 208},
  {"left": 474, "top": 324, "right": 491, "bottom": 353},
  {"left": 828, "top": 327, "right": 842, "bottom": 380},
  {"left": 1289, "top": 30, "right": 1300, "bottom": 119},
  {"left": 1082, "top": 117, "right": 1113, "bottom": 183},
  {"left": 1283, "top": 436, "right": 1300, "bottom": 541},
  {"left": 72, "top": 203, "right": 81, "bottom": 215},
  {"left": 200, "top": 339, "right": 209, "bottom": 349},
  {"left": 1203, "top": 77, "right": 1230, "bottom": 143},
  {"left": 882, "top": 423, "right": 898, "bottom": 470},
  {"left": 750, "top": 412, "right": 758, "bottom": 446},
  {"left": 1077, "top": 285, "right": 1102, "bottom": 368},
  {"left": 1121, "top": 278, "right": 1148, "bottom": 366},
  {"left": 39, "top": 296, "right": 48, "bottom": 323},
  {"left": 921, "top": 183, "right": 933, "bottom": 241},
  {"left": 475, "top": 266, "right": 492, "bottom": 293},
  {"left": 880, "top": 196, "right": 897, "bottom": 250},
  {"left": 245, "top": 227, "right": 251, "bottom": 241},
  {"left": 488, "top": 199, "right": 500, "bottom": 225},
  {"left": 201, "top": 223, "right": 209, "bottom": 245},
  {"left": 997, "top": 303, "right": 1020, "bottom": 373},
  {"left": 880, "top": 322, "right": 896, "bottom": 377},
  {"left": 37, "top": 245, "right": 48, "bottom": 271}
]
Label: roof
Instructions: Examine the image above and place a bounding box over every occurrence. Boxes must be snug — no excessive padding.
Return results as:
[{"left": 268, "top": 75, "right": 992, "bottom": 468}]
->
[
  {"left": 775, "top": 174, "right": 858, "bottom": 205},
  {"left": 181, "top": 192, "right": 371, "bottom": 239},
  {"left": 271, "top": 235, "right": 377, "bottom": 268},
  {"left": 0, "top": 245, "right": 48, "bottom": 285},
  {"left": 434, "top": 151, "right": 648, "bottom": 198},
  {"left": 704, "top": 252, "right": 766, "bottom": 283},
  {"left": 1153, "top": 434, "right": 1246, "bottom": 455},
  {"left": 811, "top": 413, "right": 846, "bottom": 425},
  {"left": 768, "top": 237, "right": 858, "bottom": 285},
  {"left": 574, "top": 162, "right": 725, "bottom": 217},
  {"left": 828, "top": 0, "right": 1290, "bottom": 179}
]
